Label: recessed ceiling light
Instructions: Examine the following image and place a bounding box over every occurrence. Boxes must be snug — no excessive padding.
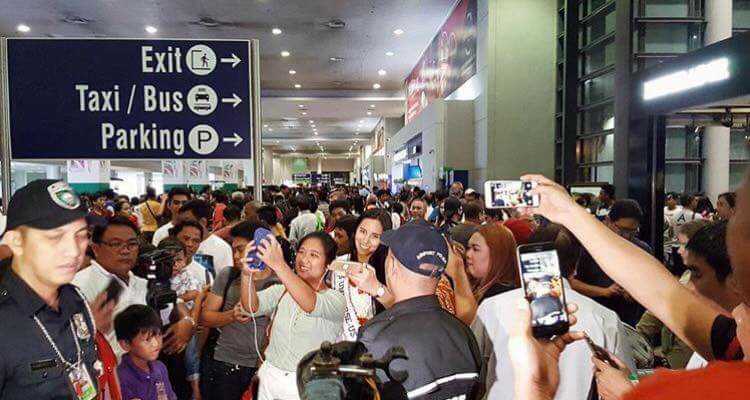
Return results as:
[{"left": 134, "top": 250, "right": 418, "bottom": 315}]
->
[
  {"left": 314, "top": 132, "right": 318, "bottom": 135},
  {"left": 298, "top": 104, "right": 305, "bottom": 108},
  {"left": 393, "top": 29, "right": 404, "bottom": 35},
  {"left": 378, "top": 69, "right": 387, "bottom": 76},
  {"left": 17, "top": 24, "right": 30, "bottom": 33},
  {"left": 294, "top": 84, "right": 302, "bottom": 89},
  {"left": 373, "top": 83, "right": 381, "bottom": 89},
  {"left": 289, "top": 70, "right": 296, "bottom": 75},
  {"left": 302, "top": 111, "right": 307, "bottom": 115},
  {"left": 145, "top": 25, "right": 158, "bottom": 34},
  {"left": 329, "top": 56, "right": 345, "bottom": 62},
  {"left": 269, "top": 128, "right": 274, "bottom": 131},
  {"left": 309, "top": 120, "right": 314, "bottom": 123},
  {"left": 263, "top": 124, "right": 268, "bottom": 128},
  {"left": 311, "top": 125, "right": 316, "bottom": 128},
  {"left": 359, "top": 120, "right": 365, "bottom": 124},
  {"left": 272, "top": 27, "right": 282, "bottom": 35},
  {"left": 276, "top": 140, "right": 280, "bottom": 144},
  {"left": 281, "top": 51, "right": 290, "bottom": 57},
  {"left": 385, "top": 51, "right": 394, "bottom": 57},
  {"left": 367, "top": 111, "right": 372, "bottom": 115},
  {"left": 369, "top": 104, "right": 376, "bottom": 108}
]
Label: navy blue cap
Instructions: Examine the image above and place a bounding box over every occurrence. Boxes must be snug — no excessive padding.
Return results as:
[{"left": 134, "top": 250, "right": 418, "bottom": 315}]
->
[
  {"left": 380, "top": 220, "right": 449, "bottom": 278},
  {"left": 6, "top": 180, "right": 87, "bottom": 231}
]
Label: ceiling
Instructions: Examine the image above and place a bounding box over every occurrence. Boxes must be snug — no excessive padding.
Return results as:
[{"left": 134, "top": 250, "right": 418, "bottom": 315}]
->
[{"left": 0, "top": 0, "right": 457, "bottom": 156}]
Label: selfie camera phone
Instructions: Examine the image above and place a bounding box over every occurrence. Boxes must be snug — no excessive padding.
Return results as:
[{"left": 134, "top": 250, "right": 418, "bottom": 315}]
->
[
  {"left": 248, "top": 228, "right": 272, "bottom": 271},
  {"left": 484, "top": 180, "right": 540, "bottom": 209},
  {"left": 104, "top": 278, "right": 123, "bottom": 306},
  {"left": 584, "top": 335, "right": 619, "bottom": 369},
  {"left": 517, "top": 242, "right": 570, "bottom": 338}
]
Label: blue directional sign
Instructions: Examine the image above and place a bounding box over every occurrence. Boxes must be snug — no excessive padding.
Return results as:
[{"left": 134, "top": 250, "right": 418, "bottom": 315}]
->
[{"left": 3, "top": 38, "right": 253, "bottom": 159}]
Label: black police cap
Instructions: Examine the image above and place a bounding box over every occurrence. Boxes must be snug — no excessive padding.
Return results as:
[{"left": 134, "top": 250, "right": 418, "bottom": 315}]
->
[
  {"left": 6, "top": 180, "right": 87, "bottom": 231},
  {"left": 380, "top": 220, "right": 449, "bottom": 278}
]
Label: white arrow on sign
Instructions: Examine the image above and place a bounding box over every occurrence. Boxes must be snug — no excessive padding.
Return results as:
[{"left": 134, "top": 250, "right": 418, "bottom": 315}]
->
[
  {"left": 220, "top": 53, "right": 242, "bottom": 68},
  {"left": 222, "top": 132, "right": 244, "bottom": 147},
  {"left": 221, "top": 93, "right": 243, "bottom": 108}
]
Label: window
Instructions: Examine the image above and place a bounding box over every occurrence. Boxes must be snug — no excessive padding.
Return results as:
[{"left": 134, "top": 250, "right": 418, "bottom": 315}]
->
[
  {"left": 643, "top": 0, "right": 690, "bottom": 17},
  {"left": 578, "top": 164, "right": 614, "bottom": 183},
  {"left": 665, "top": 163, "right": 701, "bottom": 193},
  {"left": 665, "top": 126, "right": 701, "bottom": 159},
  {"left": 730, "top": 130, "right": 750, "bottom": 191},
  {"left": 578, "top": 134, "right": 615, "bottom": 163},
  {"left": 642, "top": 24, "right": 701, "bottom": 53},
  {"left": 580, "top": 72, "right": 615, "bottom": 105},
  {"left": 582, "top": 40, "right": 615, "bottom": 74},
  {"left": 579, "top": 102, "right": 615, "bottom": 135},
  {"left": 734, "top": 0, "right": 750, "bottom": 29}
]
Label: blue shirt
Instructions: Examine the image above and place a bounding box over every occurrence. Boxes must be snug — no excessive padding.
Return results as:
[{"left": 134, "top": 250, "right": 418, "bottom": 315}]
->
[{"left": 117, "top": 353, "right": 176, "bottom": 400}]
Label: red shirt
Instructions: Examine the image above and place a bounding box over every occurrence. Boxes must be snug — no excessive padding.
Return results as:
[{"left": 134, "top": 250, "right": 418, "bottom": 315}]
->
[
  {"left": 212, "top": 203, "right": 227, "bottom": 231},
  {"left": 624, "top": 362, "right": 750, "bottom": 399}
]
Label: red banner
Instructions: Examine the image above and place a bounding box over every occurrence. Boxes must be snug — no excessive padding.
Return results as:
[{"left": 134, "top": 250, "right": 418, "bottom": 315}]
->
[{"left": 405, "top": 0, "right": 477, "bottom": 123}]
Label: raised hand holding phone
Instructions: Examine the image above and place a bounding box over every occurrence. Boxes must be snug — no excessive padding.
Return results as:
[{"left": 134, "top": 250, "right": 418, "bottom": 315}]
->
[{"left": 248, "top": 228, "right": 272, "bottom": 271}]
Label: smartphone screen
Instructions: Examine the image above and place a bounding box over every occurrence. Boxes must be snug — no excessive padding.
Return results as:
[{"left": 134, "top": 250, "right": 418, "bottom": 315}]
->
[
  {"left": 484, "top": 180, "right": 539, "bottom": 209},
  {"left": 248, "top": 228, "right": 272, "bottom": 270},
  {"left": 517, "top": 243, "right": 569, "bottom": 338}
]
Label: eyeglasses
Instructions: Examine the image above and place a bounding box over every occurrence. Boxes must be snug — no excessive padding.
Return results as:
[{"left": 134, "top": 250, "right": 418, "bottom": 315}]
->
[{"left": 100, "top": 239, "right": 139, "bottom": 251}]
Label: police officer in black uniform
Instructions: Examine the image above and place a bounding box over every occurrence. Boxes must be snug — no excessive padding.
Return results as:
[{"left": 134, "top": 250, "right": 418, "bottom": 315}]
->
[
  {"left": 0, "top": 180, "right": 100, "bottom": 399},
  {"left": 358, "top": 221, "right": 482, "bottom": 400}
]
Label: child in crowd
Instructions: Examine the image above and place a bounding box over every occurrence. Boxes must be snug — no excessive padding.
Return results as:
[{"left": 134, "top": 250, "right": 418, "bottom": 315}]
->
[
  {"left": 115, "top": 305, "right": 177, "bottom": 400},
  {"left": 159, "top": 237, "right": 204, "bottom": 400}
]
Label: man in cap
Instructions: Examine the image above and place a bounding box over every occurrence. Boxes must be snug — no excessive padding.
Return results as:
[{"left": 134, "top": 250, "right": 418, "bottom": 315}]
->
[
  {"left": 357, "top": 220, "right": 482, "bottom": 399},
  {"left": 0, "top": 180, "right": 108, "bottom": 399}
]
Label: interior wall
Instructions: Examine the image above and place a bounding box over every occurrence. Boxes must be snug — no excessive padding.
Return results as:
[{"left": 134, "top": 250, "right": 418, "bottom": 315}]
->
[
  {"left": 486, "top": 0, "right": 556, "bottom": 179},
  {"left": 272, "top": 157, "right": 355, "bottom": 184}
]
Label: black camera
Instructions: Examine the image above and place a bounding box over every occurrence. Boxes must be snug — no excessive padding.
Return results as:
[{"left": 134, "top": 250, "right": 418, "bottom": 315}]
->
[
  {"left": 297, "top": 341, "right": 409, "bottom": 400},
  {"left": 133, "top": 248, "right": 178, "bottom": 311}
]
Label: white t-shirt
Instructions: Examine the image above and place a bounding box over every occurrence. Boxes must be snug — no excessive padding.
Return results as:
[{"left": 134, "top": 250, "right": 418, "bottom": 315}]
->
[
  {"left": 668, "top": 208, "right": 703, "bottom": 246},
  {"left": 72, "top": 260, "right": 148, "bottom": 360},
  {"left": 152, "top": 221, "right": 174, "bottom": 246},
  {"left": 195, "top": 234, "right": 233, "bottom": 276},
  {"left": 472, "top": 282, "right": 635, "bottom": 400}
]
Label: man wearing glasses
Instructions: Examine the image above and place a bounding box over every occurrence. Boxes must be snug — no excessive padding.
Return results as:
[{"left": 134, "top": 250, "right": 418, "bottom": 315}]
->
[
  {"left": 73, "top": 216, "right": 149, "bottom": 358},
  {"left": 570, "top": 199, "right": 652, "bottom": 326},
  {"left": 152, "top": 187, "right": 192, "bottom": 246}
]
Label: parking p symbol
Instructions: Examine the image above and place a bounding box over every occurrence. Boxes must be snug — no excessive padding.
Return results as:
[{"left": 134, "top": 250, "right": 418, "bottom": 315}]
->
[{"left": 188, "top": 124, "right": 219, "bottom": 155}]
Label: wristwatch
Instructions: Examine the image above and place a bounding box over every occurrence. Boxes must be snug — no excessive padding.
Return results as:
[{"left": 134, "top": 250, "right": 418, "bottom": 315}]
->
[
  {"left": 375, "top": 285, "right": 386, "bottom": 298},
  {"left": 183, "top": 316, "right": 197, "bottom": 328}
]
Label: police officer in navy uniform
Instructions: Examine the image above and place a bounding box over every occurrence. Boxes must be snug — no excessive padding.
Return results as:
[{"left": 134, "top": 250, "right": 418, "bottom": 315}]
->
[
  {"left": 0, "top": 180, "right": 102, "bottom": 399},
  {"left": 357, "top": 221, "right": 482, "bottom": 400}
]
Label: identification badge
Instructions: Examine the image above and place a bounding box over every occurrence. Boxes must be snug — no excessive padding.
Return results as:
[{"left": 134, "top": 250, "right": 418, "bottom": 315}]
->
[
  {"left": 66, "top": 363, "right": 97, "bottom": 400},
  {"left": 72, "top": 313, "right": 91, "bottom": 340}
]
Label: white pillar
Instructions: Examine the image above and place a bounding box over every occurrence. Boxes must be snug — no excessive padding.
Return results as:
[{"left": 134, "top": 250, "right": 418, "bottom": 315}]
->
[
  {"left": 46, "top": 165, "right": 61, "bottom": 180},
  {"left": 316, "top": 157, "right": 323, "bottom": 174},
  {"left": 702, "top": 0, "right": 732, "bottom": 203}
]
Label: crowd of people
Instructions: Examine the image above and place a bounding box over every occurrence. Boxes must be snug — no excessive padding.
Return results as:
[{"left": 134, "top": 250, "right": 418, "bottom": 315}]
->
[{"left": 0, "top": 175, "right": 746, "bottom": 400}]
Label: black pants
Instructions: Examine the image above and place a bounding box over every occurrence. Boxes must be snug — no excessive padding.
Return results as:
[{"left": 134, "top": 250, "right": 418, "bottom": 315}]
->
[{"left": 200, "top": 357, "right": 256, "bottom": 400}]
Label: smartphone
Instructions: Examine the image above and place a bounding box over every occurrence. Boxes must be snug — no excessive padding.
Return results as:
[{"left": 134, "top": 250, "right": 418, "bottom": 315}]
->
[
  {"left": 585, "top": 334, "right": 619, "bottom": 369},
  {"left": 248, "top": 228, "right": 273, "bottom": 271},
  {"left": 328, "top": 260, "right": 365, "bottom": 275},
  {"left": 517, "top": 242, "right": 569, "bottom": 338},
  {"left": 484, "top": 180, "right": 540, "bottom": 208},
  {"left": 104, "top": 278, "right": 123, "bottom": 306}
]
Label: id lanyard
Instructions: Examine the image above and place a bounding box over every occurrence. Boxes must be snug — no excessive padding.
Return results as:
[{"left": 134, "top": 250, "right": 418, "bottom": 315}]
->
[{"left": 32, "top": 288, "right": 96, "bottom": 372}]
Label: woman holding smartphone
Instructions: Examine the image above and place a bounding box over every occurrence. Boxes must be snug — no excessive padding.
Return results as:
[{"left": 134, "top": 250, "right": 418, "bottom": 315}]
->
[{"left": 240, "top": 231, "right": 346, "bottom": 400}]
